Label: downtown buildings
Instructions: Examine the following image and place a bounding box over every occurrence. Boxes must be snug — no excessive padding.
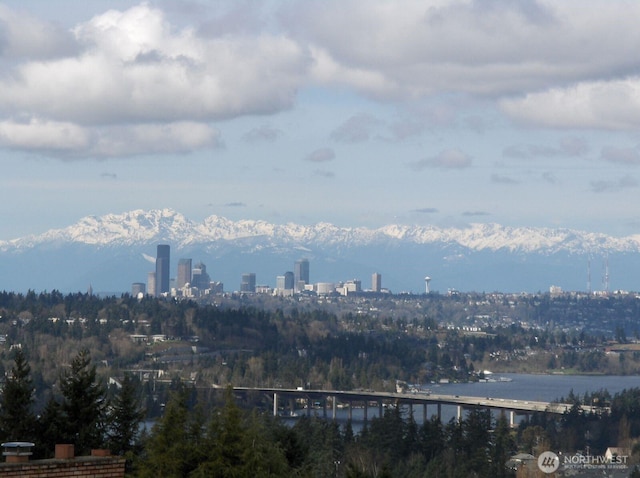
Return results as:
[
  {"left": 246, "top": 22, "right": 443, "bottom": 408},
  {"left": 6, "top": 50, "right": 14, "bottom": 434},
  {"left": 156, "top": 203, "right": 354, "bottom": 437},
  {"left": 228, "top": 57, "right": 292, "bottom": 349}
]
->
[{"left": 136, "top": 247, "right": 386, "bottom": 299}]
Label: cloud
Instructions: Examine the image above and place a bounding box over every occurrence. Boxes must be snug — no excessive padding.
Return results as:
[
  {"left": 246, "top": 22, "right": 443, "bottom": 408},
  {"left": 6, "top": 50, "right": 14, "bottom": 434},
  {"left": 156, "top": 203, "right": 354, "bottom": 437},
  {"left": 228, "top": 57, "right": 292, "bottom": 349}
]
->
[
  {"left": 600, "top": 146, "right": 640, "bottom": 165},
  {"left": 0, "top": 4, "right": 308, "bottom": 157},
  {"left": 0, "top": 4, "right": 78, "bottom": 59},
  {"left": 503, "top": 137, "right": 589, "bottom": 159},
  {"left": 0, "top": 119, "right": 220, "bottom": 158},
  {"left": 313, "top": 169, "right": 335, "bottom": 178},
  {"left": 242, "top": 125, "right": 283, "bottom": 144},
  {"left": 491, "top": 174, "right": 519, "bottom": 184},
  {"left": 0, "top": 118, "right": 90, "bottom": 152},
  {"left": 541, "top": 172, "right": 557, "bottom": 184},
  {"left": 501, "top": 79, "right": 640, "bottom": 130},
  {"left": 590, "top": 176, "right": 638, "bottom": 193},
  {"left": 305, "top": 148, "right": 335, "bottom": 162},
  {"left": 285, "top": 1, "right": 640, "bottom": 99},
  {"left": 407, "top": 149, "right": 472, "bottom": 171},
  {"left": 462, "top": 211, "right": 490, "bottom": 217},
  {"left": 100, "top": 172, "right": 117, "bottom": 180},
  {"left": 413, "top": 207, "right": 438, "bottom": 214},
  {"left": 331, "top": 113, "right": 380, "bottom": 143},
  {"left": 224, "top": 202, "right": 246, "bottom": 207}
]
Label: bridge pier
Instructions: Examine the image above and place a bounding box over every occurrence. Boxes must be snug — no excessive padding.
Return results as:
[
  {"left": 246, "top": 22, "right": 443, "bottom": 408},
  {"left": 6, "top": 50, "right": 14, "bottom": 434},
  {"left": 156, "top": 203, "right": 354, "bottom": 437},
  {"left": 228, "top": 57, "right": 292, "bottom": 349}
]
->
[
  {"left": 437, "top": 403, "right": 441, "bottom": 421},
  {"left": 323, "top": 399, "right": 327, "bottom": 418},
  {"left": 307, "top": 398, "right": 311, "bottom": 417},
  {"left": 423, "top": 403, "right": 427, "bottom": 423},
  {"left": 332, "top": 396, "right": 337, "bottom": 420},
  {"left": 457, "top": 405, "right": 462, "bottom": 422},
  {"left": 273, "top": 392, "right": 278, "bottom": 417},
  {"left": 348, "top": 401, "right": 352, "bottom": 420},
  {"left": 363, "top": 402, "right": 368, "bottom": 422},
  {"left": 378, "top": 400, "right": 383, "bottom": 418}
]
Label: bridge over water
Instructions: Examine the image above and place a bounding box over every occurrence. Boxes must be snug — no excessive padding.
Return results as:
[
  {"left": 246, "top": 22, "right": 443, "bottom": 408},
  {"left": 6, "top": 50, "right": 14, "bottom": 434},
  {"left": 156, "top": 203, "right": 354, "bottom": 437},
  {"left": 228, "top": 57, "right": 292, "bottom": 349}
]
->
[{"left": 232, "top": 387, "right": 604, "bottom": 427}]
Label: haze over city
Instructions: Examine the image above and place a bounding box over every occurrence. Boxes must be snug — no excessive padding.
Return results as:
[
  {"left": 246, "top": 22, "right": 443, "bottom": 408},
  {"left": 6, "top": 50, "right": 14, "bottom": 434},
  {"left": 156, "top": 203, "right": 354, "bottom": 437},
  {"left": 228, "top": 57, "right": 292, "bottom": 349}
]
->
[{"left": 2, "top": 1, "right": 640, "bottom": 242}]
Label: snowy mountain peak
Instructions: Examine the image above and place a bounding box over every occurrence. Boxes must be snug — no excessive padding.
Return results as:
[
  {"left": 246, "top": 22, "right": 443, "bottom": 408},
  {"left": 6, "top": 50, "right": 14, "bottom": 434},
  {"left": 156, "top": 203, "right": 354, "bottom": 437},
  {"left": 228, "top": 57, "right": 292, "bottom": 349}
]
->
[{"left": 1, "top": 209, "right": 640, "bottom": 255}]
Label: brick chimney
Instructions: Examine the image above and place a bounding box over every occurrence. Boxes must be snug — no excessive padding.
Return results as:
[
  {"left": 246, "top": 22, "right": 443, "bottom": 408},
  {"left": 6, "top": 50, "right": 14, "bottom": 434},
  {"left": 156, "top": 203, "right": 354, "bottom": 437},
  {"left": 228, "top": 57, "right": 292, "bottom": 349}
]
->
[{"left": 55, "top": 444, "right": 75, "bottom": 460}]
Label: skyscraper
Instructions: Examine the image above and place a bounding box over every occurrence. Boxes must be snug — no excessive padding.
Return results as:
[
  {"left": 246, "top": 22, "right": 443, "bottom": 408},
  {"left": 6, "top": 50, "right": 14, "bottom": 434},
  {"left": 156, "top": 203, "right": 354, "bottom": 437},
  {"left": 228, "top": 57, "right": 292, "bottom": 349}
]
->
[
  {"left": 155, "top": 244, "right": 170, "bottom": 296},
  {"left": 147, "top": 272, "right": 156, "bottom": 297},
  {"left": 192, "top": 261, "right": 211, "bottom": 290},
  {"left": 132, "top": 282, "right": 146, "bottom": 297},
  {"left": 372, "top": 272, "right": 382, "bottom": 293},
  {"left": 177, "top": 258, "right": 192, "bottom": 289},
  {"left": 294, "top": 258, "right": 310, "bottom": 290},
  {"left": 240, "top": 273, "right": 256, "bottom": 293}
]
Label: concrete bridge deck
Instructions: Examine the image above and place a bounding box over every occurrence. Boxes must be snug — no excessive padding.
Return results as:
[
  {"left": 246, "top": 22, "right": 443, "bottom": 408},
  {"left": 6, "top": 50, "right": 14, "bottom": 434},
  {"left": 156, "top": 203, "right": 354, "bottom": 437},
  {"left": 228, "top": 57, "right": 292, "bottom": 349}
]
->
[{"left": 232, "top": 387, "right": 605, "bottom": 426}]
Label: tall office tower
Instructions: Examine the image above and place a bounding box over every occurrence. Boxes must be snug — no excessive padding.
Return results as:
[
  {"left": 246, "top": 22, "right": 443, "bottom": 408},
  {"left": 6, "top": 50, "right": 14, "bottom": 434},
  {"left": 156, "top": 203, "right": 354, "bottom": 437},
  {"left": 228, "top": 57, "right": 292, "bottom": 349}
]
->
[
  {"left": 294, "top": 258, "right": 310, "bottom": 290},
  {"left": 277, "top": 271, "right": 295, "bottom": 290},
  {"left": 132, "top": 282, "right": 146, "bottom": 297},
  {"left": 192, "top": 261, "right": 211, "bottom": 290},
  {"left": 177, "top": 258, "right": 192, "bottom": 289},
  {"left": 372, "top": 272, "right": 382, "bottom": 292},
  {"left": 284, "top": 271, "right": 295, "bottom": 290},
  {"left": 240, "top": 273, "right": 256, "bottom": 293},
  {"left": 147, "top": 272, "right": 156, "bottom": 297},
  {"left": 155, "top": 244, "right": 170, "bottom": 296}
]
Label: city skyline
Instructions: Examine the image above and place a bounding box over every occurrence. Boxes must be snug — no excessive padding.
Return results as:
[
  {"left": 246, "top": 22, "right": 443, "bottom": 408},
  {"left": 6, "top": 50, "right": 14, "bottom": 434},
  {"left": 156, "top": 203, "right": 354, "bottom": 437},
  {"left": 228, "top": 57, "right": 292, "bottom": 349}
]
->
[
  {"left": 140, "top": 249, "right": 385, "bottom": 297},
  {"left": 2, "top": 1, "right": 640, "bottom": 242}
]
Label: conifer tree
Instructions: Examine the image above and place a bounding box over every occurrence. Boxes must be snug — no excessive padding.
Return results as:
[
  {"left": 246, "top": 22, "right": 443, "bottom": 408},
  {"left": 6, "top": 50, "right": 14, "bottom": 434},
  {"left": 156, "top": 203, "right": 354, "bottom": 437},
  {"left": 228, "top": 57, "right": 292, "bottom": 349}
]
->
[
  {"left": 0, "top": 349, "right": 36, "bottom": 443},
  {"left": 59, "top": 348, "right": 108, "bottom": 454},
  {"left": 107, "top": 373, "right": 145, "bottom": 456}
]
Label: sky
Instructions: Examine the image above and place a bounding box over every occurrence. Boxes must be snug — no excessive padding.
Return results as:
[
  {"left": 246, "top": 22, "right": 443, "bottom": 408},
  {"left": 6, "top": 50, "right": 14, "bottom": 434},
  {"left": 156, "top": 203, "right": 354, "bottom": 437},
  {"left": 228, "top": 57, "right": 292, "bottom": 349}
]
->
[{"left": 2, "top": 0, "right": 640, "bottom": 240}]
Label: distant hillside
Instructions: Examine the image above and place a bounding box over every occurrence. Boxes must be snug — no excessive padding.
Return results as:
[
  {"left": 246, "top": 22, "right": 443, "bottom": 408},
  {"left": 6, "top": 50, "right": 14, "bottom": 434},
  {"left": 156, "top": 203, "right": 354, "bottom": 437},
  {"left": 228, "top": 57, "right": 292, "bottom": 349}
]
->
[{"left": 1, "top": 209, "right": 639, "bottom": 293}]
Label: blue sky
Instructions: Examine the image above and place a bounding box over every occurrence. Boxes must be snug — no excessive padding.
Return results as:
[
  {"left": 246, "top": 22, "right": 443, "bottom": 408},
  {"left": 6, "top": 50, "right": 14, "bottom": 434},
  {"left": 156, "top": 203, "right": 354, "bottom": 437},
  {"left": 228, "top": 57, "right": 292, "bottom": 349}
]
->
[{"left": 2, "top": 0, "right": 640, "bottom": 239}]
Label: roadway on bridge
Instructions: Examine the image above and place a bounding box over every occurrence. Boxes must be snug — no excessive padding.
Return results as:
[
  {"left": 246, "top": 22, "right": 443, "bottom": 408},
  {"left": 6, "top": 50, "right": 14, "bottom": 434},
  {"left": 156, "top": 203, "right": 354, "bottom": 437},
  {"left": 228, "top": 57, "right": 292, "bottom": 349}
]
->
[{"left": 232, "top": 387, "right": 597, "bottom": 415}]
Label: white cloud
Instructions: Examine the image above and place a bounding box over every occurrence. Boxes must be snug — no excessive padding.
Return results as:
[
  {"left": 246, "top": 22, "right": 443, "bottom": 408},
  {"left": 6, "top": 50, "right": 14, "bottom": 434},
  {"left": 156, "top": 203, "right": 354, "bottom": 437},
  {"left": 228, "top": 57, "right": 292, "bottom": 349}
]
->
[
  {"left": 501, "top": 78, "right": 640, "bottom": 130},
  {"left": 286, "top": 0, "right": 640, "bottom": 99},
  {"left": 0, "top": 4, "right": 77, "bottom": 59},
  {"left": 0, "top": 118, "right": 89, "bottom": 151},
  {"left": 91, "top": 122, "right": 221, "bottom": 157},
  {"left": 0, "top": 4, "right": 309, "bottom": 124},
  {"left": 0, "top": 119, "right": 219, "bottom": 158}
]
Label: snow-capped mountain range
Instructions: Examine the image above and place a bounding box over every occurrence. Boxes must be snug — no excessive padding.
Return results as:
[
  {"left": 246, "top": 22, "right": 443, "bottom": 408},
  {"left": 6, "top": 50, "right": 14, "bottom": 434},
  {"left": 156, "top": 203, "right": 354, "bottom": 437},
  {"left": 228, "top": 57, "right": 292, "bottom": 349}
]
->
[{"left": 1, "top": 209, "right": 640, "bottom": 294}]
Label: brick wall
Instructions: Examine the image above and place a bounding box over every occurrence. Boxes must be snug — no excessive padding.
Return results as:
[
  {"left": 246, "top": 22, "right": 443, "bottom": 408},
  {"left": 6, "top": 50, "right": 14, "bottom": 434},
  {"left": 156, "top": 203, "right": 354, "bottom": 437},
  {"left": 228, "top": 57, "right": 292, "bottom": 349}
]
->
[{"left": 0, "top": 455, "right": 126, "bottom": 478}]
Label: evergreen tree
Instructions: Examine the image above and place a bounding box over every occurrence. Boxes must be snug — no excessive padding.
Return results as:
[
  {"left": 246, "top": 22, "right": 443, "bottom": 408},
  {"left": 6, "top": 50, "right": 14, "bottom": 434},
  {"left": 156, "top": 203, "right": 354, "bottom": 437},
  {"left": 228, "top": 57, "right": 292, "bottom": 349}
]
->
[
  {"left": 59, "top": 348, "right": 108, "bottom": 454},
  {"left": 138, "top": 388, "right": 198, "bottom": 478},
  {"left": 0, "top": 349, "right": 36, "bottom": 443},
  {"left": 107, "top": 373, "right": 145, "bottom": 456},
  {"left": 37, "top": 397, "right": 66, "bottom": 458}
]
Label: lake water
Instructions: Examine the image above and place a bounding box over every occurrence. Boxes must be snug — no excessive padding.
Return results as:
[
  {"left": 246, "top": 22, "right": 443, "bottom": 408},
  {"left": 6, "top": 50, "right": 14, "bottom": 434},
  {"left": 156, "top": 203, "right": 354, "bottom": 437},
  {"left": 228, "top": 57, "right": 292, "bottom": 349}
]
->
[{"left": 431, "top": 373, "right": 640, "bottom": 402}]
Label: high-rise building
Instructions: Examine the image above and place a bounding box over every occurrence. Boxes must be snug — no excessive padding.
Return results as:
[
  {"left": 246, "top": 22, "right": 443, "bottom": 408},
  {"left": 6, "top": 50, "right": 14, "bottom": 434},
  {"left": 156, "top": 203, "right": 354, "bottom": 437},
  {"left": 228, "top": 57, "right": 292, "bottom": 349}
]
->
[
  {"left": 147, "top": 272, "right": 156, "bottom": 297},
  {"left": 132, "top": 282, "right": 146, "bottom": 297},
  {"left": 372, "top": 272, "right": 382, "bottom": 292},
  {"left": 240, "top": 273, "right": 256, "bottom": 293},
  {"left": 277, "top": 271, "right": 295, "bottom": 291},
  {"left": 177, "top": 258, "right": 192, "bottom": 289},
  {"left": 155, "top": 244, "right": 170, "bottom": 296},
  {"left": 294, "top": 258, "right": 309, "bottom": 290},
  {"left": 192, "top": 261, "right": 211, "bottom": 290}
]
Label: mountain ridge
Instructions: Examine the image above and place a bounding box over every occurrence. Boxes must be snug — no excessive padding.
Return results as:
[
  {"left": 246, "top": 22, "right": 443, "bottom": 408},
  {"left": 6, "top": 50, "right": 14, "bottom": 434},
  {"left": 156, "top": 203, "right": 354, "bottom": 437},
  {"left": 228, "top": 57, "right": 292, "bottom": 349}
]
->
[
  {"left": 2, "top": 209, "right": 640, "bottom": 293},
  {"left": 2, "top": 208, "right": 638, "bottom": 255}
]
